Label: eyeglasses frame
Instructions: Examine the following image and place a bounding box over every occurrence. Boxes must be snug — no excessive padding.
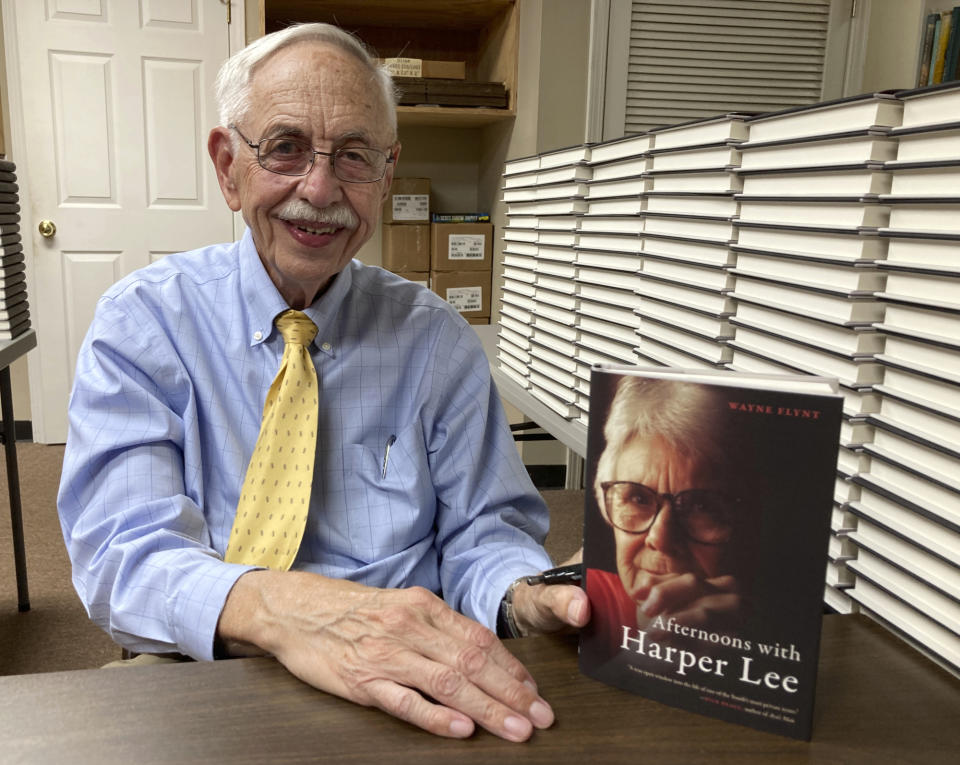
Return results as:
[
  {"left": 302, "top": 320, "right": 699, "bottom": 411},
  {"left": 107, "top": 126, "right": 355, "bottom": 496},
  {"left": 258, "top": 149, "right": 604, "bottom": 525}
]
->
[
  {"left": 600, "top": 480, "right": 739, "bottom": 546},
  {"left": 229, "top": 124, "right": 395, "bottom": 183}
]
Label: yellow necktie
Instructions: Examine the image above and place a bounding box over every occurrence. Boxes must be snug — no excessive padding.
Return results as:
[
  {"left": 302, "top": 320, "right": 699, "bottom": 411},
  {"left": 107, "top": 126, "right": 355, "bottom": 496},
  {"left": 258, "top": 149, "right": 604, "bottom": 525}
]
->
[{"left": 225, "top": 310, "right": 319, "bottom": 569}]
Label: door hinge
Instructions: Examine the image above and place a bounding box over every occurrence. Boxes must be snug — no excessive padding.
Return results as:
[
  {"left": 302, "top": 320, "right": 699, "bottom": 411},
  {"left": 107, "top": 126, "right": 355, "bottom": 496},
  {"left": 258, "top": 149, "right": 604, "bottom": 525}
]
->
[{"left": 220, "top": 0, "right": 232, "bottom": 24}]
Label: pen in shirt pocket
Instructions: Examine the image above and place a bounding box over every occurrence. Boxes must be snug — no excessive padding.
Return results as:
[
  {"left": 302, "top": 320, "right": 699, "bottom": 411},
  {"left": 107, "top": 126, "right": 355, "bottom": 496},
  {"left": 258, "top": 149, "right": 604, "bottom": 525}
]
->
[{"left": 381, "top": 434, "right": 397, "bottom": 479}]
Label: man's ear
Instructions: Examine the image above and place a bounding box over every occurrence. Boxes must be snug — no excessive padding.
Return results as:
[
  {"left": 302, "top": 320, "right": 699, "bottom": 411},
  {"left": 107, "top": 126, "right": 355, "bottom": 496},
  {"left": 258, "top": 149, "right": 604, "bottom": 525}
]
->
[
  {"left": 380, "top": 142, "right": 402, "bottom": 203},
  {"left": 208, "top": 127, "right": 242, "bottom": 212}
]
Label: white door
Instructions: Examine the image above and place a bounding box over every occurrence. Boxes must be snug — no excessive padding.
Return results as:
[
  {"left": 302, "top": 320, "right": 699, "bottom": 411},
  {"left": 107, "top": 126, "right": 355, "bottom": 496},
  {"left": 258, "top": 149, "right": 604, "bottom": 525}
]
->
[{"left": 3, "top": 0, "right": 244, "bottom": 443}]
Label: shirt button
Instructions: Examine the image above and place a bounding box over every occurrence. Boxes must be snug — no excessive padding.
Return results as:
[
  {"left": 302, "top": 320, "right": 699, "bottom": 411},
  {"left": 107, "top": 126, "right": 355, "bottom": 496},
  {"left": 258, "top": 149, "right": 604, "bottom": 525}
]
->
[
  {"left": 321, "top": 342, "right": 332, "bottom": 352},
  {"left": 253, "top": 331, "right": 263, "bottom": 341}
]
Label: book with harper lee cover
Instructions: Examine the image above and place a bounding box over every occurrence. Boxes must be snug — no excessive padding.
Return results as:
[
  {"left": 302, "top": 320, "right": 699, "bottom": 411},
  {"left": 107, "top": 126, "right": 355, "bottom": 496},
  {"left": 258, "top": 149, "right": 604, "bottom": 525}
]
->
[{"left": 578, "top": 364, "right": 843, "bottom": 740}]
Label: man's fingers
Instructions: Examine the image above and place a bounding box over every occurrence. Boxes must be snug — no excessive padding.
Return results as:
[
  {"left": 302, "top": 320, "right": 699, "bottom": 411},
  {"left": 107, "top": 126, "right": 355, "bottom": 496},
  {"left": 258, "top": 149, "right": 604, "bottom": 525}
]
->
[
  {"left": 512, "top": 581, "right": 590, "bottom": 636},
  {"left": 249, "top": 577, "right": 554, "bottom": 743},
  {"left": 422, "top": 590, "right": 539, "bottom": 686},
  {"left": 361, "top": 677, "right": 476, "bottom": 739},
  {"left": 313, "top": 585, "right": 552, "bottom": 741},
  {"left": 537, "top": 583, "right": 590, "bottom": 628},
  {"left": 356, "top": 644, "right": 550, "bottom": 742},
  {"left": 411, "top": 617, "right": 555, "bottom": 736}
]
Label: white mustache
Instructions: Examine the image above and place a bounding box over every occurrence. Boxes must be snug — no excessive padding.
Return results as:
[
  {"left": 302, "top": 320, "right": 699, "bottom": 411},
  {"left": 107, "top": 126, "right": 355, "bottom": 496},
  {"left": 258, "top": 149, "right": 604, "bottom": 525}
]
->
[{"left": 276, "top": 200, "right": 358, "bottom": 230}]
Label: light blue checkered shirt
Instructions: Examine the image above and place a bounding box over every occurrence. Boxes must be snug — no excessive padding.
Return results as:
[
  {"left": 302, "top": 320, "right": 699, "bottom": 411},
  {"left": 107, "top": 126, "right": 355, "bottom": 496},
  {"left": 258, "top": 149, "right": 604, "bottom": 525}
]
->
[{"left": 57, "top": 229, "right": 552, "bottom": 660}]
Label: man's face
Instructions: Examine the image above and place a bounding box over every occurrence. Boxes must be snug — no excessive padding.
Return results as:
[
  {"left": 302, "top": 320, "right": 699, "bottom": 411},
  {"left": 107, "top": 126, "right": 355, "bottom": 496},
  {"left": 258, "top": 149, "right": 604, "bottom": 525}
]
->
[
  {"left": 609, "top": 434, "right": 730, "bottom": 603},
  {"left": 211, "top": 42, "right": 399, "bottom": 308}
]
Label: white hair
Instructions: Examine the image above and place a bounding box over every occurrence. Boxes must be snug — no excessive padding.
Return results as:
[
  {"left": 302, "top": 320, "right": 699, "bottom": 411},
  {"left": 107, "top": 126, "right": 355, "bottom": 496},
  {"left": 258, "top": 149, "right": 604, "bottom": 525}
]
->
[
  {"left": 214, "top": 22, "right": 399, "bottom": 141},
  {"left": 593, "top": 376, "right": 728, "bottom": 520}
]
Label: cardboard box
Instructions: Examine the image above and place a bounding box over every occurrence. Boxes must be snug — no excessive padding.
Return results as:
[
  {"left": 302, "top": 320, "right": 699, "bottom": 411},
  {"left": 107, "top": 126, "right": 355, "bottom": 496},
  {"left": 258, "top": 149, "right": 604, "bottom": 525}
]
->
[
  {"left": 393, "top": 271, "right": 430, "bottom": 288},
  {"left": 380, "top": 58, "right": 466, "bottom": 80},
  {"left": 381, "top": 224, "right": 430, "bottom": 272},
  {"left": 466, "top": 316, "right": 490, "bottom": 325},
  {"left": 383, "top": 177, "right": 430, "bottom": 224},
  {"left": 431, "top": 223, "right": 493, "bottom": 271},
  {"left": 431, "top": 270, "right": 491, "bottom": 318}
]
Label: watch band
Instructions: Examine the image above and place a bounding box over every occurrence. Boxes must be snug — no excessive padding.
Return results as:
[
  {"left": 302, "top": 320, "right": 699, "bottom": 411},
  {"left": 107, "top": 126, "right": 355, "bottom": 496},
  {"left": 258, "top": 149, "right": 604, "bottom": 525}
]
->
[{"left": 496, "top": 577, "right": 527, "bottom": 639}]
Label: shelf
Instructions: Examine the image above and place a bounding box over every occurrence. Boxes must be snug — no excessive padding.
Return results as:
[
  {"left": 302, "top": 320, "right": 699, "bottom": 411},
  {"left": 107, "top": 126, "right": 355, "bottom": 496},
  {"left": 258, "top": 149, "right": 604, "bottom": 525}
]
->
[
  {"left": 491, "top": 366, "right": 588, "bottom": 457},
  {"left": 265, "top": 1, "right": 516, "bottom": 31},
  {"left": 263, "top": 1, "right": 519, "bottom": 125},
  {"left": 398, "top": 105, "right": 515, "bottom": 128}
]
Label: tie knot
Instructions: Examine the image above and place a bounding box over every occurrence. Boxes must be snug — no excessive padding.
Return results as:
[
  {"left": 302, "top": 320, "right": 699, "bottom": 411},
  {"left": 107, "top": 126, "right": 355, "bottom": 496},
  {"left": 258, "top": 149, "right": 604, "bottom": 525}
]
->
[{"left": 275, "top": 310, "right": 318, "bottom": 347}]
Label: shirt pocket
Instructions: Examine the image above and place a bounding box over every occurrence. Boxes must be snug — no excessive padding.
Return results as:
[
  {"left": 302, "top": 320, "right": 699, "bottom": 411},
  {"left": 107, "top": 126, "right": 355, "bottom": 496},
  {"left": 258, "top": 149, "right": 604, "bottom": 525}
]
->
[{"left": 333, "top": 422, "right": 436, "bottom": 562}]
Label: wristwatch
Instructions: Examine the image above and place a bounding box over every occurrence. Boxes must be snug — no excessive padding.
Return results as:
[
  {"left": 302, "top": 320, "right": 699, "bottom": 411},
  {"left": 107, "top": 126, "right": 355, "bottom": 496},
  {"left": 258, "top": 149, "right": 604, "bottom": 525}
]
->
[{"left": 496, "top": 577, "right": 527, "bottom": 639}]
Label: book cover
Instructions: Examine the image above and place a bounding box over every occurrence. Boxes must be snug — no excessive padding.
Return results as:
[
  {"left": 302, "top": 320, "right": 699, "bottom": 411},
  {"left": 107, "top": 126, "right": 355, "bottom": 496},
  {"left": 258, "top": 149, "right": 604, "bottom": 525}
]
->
[
  {"left": 650, "top": 115, "right": 750, "bottom": 151},
  {"left": 590, "top": 156, "right": 652, "bottom": 181},
  {"left": 579, "top": 364, "right": 843, "bottom": 740},
  {"left": 0, "top": 269, "right": 27, "bottom": 289},
  {"left": 943, "top": 7, "right": 960, "bottom": 83},
  {"left": 588, "top": 134, "right": 652, "bottom": 165},
  {"left": 0, "top": 325, "right": 31, "bottom": 341},
  {"left": 928, "top": 16, "right": 944, "bottom": 85},
  {"left": 0, "top": 296, "right": 29, "bottom": 321},
  {"left": 0, "top": 311, "right": 29, "bottom": 332},
  {"left": 538, "top": 143, "right": 592, "bottom": 168},
  {"left": 933, "top": 11, "right": 953, "bottom": 84},
  {"left": 0, "top": 281, "right": 27, "bottom": 302},
  {"left": 918, "top": 12, "right": 940, "bottom": 87}
]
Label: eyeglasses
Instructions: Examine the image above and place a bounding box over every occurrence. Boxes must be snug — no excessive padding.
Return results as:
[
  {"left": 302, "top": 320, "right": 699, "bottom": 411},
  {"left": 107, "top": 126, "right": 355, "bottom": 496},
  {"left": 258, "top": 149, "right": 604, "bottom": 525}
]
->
[
  {"left": 230, "top": 125, "right": 394, "bottom": 183},
  {"left": 600, "top": 481, "right": 739, "bottom": 545}
]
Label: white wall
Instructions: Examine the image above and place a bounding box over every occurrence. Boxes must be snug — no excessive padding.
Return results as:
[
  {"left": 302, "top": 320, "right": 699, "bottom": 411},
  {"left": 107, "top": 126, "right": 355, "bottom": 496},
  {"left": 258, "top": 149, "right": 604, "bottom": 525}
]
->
[{"left": 860, "top": 0, "right": 930, "bottom": 93}]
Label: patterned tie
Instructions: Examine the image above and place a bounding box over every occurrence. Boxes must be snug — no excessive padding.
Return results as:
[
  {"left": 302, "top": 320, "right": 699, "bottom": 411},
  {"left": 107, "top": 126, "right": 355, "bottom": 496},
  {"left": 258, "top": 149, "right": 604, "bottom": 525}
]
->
[{"left": 225, "top": 310, "right": 319, "bottom": 569}]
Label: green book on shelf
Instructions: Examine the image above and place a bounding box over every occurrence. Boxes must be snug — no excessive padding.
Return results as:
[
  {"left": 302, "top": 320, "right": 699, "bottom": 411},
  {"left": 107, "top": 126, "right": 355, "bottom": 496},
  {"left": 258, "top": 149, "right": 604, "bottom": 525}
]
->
[
  {"left": 928, "top": 15, "right": 943, "bottom": 85},
  {"left": 918, "top": 12, "right": 939, "bottom": 87},
  {"left": 943, "top": 6, "right": 960, "bottom": 82},
  {"left": 932, "top": 10, "right": 953, "bottom": 83}
]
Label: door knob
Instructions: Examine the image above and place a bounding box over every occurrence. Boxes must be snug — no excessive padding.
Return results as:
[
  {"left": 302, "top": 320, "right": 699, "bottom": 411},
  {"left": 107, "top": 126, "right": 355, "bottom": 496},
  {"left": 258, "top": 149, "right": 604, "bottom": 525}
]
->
[{"left": 38, "top": 220, "right": 57, "bottom": 238}]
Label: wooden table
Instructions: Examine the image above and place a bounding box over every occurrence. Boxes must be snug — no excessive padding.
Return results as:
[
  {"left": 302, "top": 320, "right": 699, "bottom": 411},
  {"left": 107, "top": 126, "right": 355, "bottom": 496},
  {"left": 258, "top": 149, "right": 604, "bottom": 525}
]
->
[
  {"left": 1, "top": 614, "right": 957, "bottom": 764},
  {"left": 0, "top": 329, "right": 36, "bottom": 611}
]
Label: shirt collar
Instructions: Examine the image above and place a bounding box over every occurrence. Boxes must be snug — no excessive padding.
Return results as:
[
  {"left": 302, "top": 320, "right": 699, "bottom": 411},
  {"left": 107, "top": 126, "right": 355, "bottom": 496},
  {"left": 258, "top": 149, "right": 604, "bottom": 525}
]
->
[{"left": 239, "top": 228, "right": 353, "bottom": 358}]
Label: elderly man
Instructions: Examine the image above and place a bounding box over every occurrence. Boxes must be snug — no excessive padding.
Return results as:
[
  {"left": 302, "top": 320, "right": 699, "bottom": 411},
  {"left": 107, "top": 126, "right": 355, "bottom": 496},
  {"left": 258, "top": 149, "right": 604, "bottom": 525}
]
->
[
  {"left": 57, "top": 23, "right": 587, "bottom": 743},
  {"left": 584, "top": 374, "right": 758, "bottom": 657}
]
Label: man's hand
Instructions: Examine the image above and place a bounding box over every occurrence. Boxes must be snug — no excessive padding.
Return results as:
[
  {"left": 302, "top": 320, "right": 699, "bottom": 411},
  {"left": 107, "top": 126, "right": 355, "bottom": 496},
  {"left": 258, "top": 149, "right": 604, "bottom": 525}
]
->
[
  {"left": 510, "top": 550, "right": 590, "bottom": 636},
  {"left": 217, "top": 569, "right": 556, "bottom": 742}
]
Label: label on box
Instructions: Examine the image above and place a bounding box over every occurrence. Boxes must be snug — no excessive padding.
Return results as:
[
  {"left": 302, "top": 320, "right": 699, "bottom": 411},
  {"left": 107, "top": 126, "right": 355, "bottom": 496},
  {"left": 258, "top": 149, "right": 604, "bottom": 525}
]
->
[
  {"left": 392, "top": 194, "right": 429, "bottom": 221},
  {"left": 445, "top": 286, "right": 483, "bottom": 312},
  {"left": 448, "top": 234, "right": 486, "bottom": 260},
  {"left": 382, "top": 57, "right": 422, "bottom": 77}
]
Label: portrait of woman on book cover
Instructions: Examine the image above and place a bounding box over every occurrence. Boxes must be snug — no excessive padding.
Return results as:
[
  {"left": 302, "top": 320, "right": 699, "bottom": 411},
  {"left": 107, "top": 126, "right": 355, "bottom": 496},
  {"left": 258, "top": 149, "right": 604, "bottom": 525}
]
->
[{"left": 582, "top": 373, "right": 764, "bottom": 661}]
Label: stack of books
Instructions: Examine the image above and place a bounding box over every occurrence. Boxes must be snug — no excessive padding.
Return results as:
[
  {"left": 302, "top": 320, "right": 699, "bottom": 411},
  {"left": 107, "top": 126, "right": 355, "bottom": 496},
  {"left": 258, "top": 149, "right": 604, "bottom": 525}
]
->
[
  {"left": 726, "top": 95, "right": 905, "bottom": 612},
  {"left": 500, "top": 146, "right": 593, "bottom": 420},
  {"left": 0, "top": 159, "right": 29, "bottom": 340},
  {"left": 847, "top": 81, "right": 960, "bottom": 663},
  {"left": 498, "top": 155, "right": 541, "bottom": 391},
  {"left": 729, "top": 94, "right": 903, "bottom": 415},
  {"left": 634, "top": 114, "right": 748, "bottom": 370},
  {"left": 571, "top": 135, "right": 652, "bottom": 425},
  {"left": 494, "top": 82, "right": 960, "bottom": 672}
]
